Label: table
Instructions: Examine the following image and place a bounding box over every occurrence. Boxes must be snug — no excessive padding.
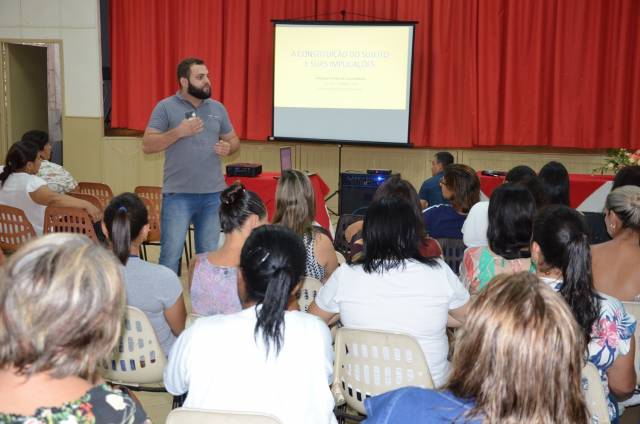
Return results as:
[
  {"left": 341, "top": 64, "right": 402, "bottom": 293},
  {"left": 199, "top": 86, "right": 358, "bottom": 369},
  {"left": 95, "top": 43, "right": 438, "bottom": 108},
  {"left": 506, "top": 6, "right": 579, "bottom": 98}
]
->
[
  {"left": 225, "top": 172, "right": 331, "bottom": 231},
  {"left": 478, "top": 172, "right": 614, "bottom": 213}
]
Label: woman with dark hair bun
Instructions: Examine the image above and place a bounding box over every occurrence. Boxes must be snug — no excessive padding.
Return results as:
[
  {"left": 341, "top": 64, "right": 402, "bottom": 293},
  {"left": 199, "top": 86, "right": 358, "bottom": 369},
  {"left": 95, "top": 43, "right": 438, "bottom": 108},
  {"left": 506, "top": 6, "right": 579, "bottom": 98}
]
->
[
  {"left": 310, "top": 195, "right": 470, "bottom": 387},
  {"left": 539, "top": 161, "right": 570, "bottom": 206},
  {"left": 460, "top": 184, "right": 535, "bottom": 293},
  {"left": 189, "top": 182, "right": 267, "bottom": 316},
  {"left": 0, "top": 140, "right": 100, "bottom": 234},
  {"left": 165, "top": 225, "right": 336, "bottom": 424},
  {"left": 532, "top": 205, "right": 636, "bottom": 422},
  {"left": 103, "top": 192, "right": 186, "bottom": 356},
  {"left": 20, "top": 129, "right": 77, "bottom": 193}
]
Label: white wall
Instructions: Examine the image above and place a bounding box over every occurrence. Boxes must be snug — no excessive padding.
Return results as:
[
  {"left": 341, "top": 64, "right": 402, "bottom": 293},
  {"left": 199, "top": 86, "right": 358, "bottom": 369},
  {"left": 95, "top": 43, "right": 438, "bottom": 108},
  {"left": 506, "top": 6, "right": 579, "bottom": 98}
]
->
[{"left": 0, "top": 0, "right": 102, "bottom": 118}]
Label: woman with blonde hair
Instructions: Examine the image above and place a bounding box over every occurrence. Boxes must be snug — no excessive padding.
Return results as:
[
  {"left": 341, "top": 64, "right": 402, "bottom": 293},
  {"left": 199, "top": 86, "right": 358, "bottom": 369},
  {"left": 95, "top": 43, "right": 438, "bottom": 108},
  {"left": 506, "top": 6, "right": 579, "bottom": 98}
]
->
[
  {"left": 592, "top": 185, "right": 640, "bottom": 301},
  {"left": 364, "top": 272, "right": 590, "bottom": 423},
  {"left": 0, "top": 234, "right": 149, "bottom": 423},
  {"left": 273, "top": 169, "right": 338, "bottom": 282}
]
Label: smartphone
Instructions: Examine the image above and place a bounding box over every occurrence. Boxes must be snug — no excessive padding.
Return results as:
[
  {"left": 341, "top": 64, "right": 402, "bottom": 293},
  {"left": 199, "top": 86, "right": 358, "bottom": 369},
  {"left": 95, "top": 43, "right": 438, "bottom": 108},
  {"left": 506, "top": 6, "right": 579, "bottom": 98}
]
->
[{"left": 184, "top": 111, "right": 196, "bottom": 120}]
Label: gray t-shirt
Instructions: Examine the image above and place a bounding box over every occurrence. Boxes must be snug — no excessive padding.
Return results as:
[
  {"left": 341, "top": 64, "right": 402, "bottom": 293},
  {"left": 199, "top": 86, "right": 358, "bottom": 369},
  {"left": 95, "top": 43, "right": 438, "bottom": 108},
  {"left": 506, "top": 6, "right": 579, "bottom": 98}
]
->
[
  {"left": 147, "top": 92, "right": 233, "bottom": 193},
  {"left": 123, "top": 257, "right": 183, "bottom": 356}
]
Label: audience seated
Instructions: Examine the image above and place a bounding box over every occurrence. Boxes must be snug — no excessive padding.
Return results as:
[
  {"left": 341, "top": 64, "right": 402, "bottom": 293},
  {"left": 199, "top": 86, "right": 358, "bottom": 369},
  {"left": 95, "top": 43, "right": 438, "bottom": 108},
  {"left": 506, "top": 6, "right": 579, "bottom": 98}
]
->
[
  {"left": 423, "top": 164, "right": 479, "bottom": 239},
  {"left": 418, "top": 151, "right": 454, "bottom": 209},
  {"left": 20, "top": 130, "right": 77, "bottom": 194},
  {"left": 346, "top": 176, "right": 442, "bottom": 263},
  {"left": 532, "top": 205, "right": 636, "bottom": 422},
  {"left": 539, "top": 160, "right": 570, "bottom": 206},
  {"left": 0, "top": 234, "right": 149, "bottom": 423},
  {"left": 165, "top": 225, "right": 336, "bottom": 424},
  {"left": 273, "top": 169, "right": 338, "bottom": 282},
  {"left": 592, "top": 186, "right": 640, "bottom": 301},
  {"left": 460, "top": 184, "right": 535, "bottom": 293},
  {"left": 102, "top": 193, "right": 186, "bottom": 356},
  {"left": 364, "top": 272, "right": 590, "bottom": 424},
  {"left": 189, "top": 182, "right": 266, "bottom": 316},
  {"left": 462, "top": 165, "right": 544, "bottom": 247},
  {"left": 310, "top": 195, "right": 470, "bottom": 387},
  {"left": 0, "top": 140, "right": 100, "bottom": 234}
]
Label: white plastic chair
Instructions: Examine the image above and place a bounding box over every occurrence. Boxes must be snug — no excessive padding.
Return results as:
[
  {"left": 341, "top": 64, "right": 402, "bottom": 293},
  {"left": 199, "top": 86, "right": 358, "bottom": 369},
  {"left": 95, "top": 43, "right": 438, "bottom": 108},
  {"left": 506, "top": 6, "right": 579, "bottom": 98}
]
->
[
  {"left": 297, "top": 276, "right": 323, "bottom": 312},
  {"left": 622, "top": 301, "right": 640, "bottom": 384},
  {"left": 333, "top": 327, "right": 434, "bottom": 416},
  {"left": 100, "top": 306, "right": 166, "bottom": 388},
  {"left": 166, "top": 408, "right": 282, "bottom": 424},
  {"left": 185, "top": 312, "right": 203, "bottom": 328},
  {"left": 582, "top": 362, "right": 611, "bottom": 424}
]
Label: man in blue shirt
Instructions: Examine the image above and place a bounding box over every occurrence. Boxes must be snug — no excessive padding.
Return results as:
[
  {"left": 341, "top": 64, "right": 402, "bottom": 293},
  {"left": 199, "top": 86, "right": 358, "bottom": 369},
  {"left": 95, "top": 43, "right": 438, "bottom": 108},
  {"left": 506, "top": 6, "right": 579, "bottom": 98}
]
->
[{"left": 418, "top": 152, "right": 454, "bottom": 209}]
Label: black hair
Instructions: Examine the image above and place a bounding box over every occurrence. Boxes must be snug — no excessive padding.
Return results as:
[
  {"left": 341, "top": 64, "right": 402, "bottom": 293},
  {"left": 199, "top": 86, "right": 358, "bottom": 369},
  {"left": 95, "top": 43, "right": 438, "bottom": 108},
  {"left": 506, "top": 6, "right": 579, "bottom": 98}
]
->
[
  {"left": 0, "top": 140, "right": 40, "bottom": 187},
  {"left": 20, "top": 130, "right": 50, "bottom": 151},
  {"left": 613, "top": 165, "right": 640, "bottom": 190},
  {"left": 362, "top": 196, "right": 437, "bottom": 273},
  {"left": 372, "top": 175, "right": 425, "bottom": 234},
  {"left": 435, "top": 152, "right": 454, "bottom": 167},
  {"left": 532, "top": 205, "right": 600, "bottom": 344},
  {"left": 487, "top": 184, "right": 535, "bottom": 259},
  {"left": 220, "top": 182, "right": 267, "bottom": 233},
  {"left": 539, "top": 161, "right": 570, "bottom": 206},
  {"left": 240, "top": 225, "right": 306, "bottom": 357},
  {"left": 505, "top": 165, "right": 536, "bottom": 183},
  {"left": 103, "top": 193, "right": 149, "bottom": 265},
  {"left": 515, "top": 175, "right": 547, "bottom": 209},
  {"left": 442, "top": 164, "right": 480, "bottom": 213},
  {"left": 177, "top": 57, "right": 204, "bottom": 82}
]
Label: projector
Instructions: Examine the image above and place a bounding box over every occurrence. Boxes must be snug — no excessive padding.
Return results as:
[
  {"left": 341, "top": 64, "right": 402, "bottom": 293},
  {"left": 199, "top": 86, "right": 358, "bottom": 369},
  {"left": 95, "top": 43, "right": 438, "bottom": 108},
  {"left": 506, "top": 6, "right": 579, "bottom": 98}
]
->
[{"left": 226, "top": 163, "right": 262, "bottom": 177}]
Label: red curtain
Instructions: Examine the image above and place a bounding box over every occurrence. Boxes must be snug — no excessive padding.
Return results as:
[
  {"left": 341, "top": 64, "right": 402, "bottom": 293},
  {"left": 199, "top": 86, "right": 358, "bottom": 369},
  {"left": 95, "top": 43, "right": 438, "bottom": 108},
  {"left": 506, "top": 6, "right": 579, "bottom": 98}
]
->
[{"left": 110, "top": 0, "right": 640, "bottom": 149}]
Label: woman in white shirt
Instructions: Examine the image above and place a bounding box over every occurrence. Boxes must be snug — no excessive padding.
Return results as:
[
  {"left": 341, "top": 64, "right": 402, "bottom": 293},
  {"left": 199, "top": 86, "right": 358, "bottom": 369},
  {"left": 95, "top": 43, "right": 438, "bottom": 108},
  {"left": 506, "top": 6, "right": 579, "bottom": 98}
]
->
[
  {"left": 165, "top": 225, "right": 336, "bottom": 424},
  {"left": 21, "top": 130, "right": 77, "bottom": 193},
  {"left": 309, "top": 196, "right": 470, "bottom": 387},
  {"left": 0, "top": 140, "right": 100, "bottom": 234}
]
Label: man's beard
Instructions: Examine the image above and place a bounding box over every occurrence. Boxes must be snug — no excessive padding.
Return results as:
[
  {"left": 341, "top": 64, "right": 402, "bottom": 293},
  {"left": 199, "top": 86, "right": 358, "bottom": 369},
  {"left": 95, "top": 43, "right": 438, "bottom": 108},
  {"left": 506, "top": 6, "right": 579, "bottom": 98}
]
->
[{"left": 188, "top": 82, "right": 211, "bottom": 100}]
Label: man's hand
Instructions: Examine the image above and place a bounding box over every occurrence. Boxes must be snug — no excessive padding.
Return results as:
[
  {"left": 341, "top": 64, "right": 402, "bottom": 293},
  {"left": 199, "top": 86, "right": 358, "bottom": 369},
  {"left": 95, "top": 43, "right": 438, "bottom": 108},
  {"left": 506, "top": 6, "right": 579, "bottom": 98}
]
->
[
  {"left": 176, "top": 117, "right": 204, "bottom": 138},
  {"left": 214, "top": 140, "right": 233, "bottom": 156}
]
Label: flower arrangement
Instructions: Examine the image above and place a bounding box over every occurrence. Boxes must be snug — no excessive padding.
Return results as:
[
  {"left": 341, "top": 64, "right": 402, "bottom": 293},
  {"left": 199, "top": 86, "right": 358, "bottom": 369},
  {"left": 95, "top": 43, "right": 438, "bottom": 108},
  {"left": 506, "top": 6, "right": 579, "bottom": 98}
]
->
[{"left": 595, "top": 148, "right": 640, "bottom": 174}]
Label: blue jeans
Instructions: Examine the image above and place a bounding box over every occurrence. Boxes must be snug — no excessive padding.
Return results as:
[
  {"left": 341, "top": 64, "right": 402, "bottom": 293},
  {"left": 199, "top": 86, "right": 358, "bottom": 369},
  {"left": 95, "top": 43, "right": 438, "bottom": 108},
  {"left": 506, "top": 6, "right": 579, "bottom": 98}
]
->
[{"left": 159, "top": 192, "right": 221, "bottom": 275}]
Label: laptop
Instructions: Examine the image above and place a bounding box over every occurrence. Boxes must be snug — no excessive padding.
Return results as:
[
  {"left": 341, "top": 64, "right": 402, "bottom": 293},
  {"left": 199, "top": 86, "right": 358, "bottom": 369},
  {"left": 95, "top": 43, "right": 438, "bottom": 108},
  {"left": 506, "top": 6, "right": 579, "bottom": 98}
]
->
[{"left": 278, "top": 146, "right": 315, "bottom": 177}]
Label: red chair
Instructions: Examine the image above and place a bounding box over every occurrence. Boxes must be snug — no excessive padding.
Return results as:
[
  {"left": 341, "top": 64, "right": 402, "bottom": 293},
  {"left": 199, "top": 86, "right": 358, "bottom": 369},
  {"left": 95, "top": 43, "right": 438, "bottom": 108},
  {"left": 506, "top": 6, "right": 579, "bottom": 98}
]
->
[
  {"left": 75, "top": 182, "right": 114, "bottom": 209},
  {"left": 43, "top": 206, "right": 98, "bottom": 242},
  {"left": 0, "top": 204, "right": 37, "bottom": 253}
]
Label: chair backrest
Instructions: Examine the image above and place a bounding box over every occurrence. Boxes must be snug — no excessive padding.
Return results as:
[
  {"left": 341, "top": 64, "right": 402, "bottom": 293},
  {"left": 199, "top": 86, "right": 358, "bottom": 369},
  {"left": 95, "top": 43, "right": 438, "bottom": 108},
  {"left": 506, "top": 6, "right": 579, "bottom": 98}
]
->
[
  {"left": 67, "top": 192, "right": 103, "bottom": 211},
  {"left": 297, "top": 276, "right": 323, "bottom": 312},
  {"left": 334, "top": 327, "right": 434, "bottom": 415},
  {"left": 134, "top": 186, "right": 162, "bottom": 243},
  {"left": 166, "top": 408, "right": 283, "bottom": 424},
  {"left": 436, "top": 237, "right": 466, "bottom": 275},
  {"left": 100, "top": 306, "right": 166, "bottom": 386},
  {"left": 622, "top": 301, "right": 640, "bottom": 384},
  {"left": 333, "top": 214, "right": 364, "bottom": 255},
  {"left": 582, "top": 362, "right": 611, "bottom": 424},
  {"left": 76, "top": 182, "right": 114, "bottom": 209},
  {"left": 43, "top": 206, "right": 98, "bottom": 242},
  {"left": 0, "top": 204, "right": 37, "bottom": 253}
]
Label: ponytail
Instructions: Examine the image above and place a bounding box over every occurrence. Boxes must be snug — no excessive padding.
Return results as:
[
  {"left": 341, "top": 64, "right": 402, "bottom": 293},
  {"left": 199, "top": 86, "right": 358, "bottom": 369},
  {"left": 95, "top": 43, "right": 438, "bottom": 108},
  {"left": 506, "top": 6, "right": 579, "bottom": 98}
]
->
[
  {"left": 559, "top": 234, "right": 600, "bottom": 344},
  {"left": 1, "top": 140, "right": 40, "bottom": 187},
  {"left": 103, "top": 193, "right": 149, "bottom": 265},
  {"left": 240, "top": 225, "right": 306, "bottom": 357},
  {"left": 533, "top": 205, "right": 601, "bottom": 344}
]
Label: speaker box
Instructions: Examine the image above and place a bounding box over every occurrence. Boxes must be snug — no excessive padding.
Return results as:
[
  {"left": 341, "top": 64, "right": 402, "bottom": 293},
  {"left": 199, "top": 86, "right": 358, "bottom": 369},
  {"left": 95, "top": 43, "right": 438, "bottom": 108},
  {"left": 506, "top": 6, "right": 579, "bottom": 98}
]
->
[{"left": 338, "top": 172, "right": 396, "bottom": 215}]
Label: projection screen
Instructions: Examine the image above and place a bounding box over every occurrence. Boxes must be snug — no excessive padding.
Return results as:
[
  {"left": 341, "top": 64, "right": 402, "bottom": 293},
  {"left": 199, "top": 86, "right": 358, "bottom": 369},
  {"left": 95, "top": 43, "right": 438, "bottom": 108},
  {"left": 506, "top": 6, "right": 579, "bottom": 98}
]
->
[{"left": 272, "top": 21, "right": 416, "bottom": 145}]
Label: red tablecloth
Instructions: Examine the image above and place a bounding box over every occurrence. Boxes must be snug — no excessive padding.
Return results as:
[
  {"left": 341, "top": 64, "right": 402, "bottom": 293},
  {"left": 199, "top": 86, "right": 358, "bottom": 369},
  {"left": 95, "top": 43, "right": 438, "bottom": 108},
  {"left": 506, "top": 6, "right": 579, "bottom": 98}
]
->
[
  {"left": 225, "top": 172, "right": 331, "bottom": 230},
  {"left": 478, "top": 172, "right": 613, "bottom": 212}
]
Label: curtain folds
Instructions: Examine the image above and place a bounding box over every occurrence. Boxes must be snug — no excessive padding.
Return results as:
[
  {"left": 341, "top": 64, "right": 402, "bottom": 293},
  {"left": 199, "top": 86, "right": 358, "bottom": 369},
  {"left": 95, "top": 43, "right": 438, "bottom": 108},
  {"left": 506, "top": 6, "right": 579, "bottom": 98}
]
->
[{"left": 111, "top": 0, "right": 640, "bottom": 149}]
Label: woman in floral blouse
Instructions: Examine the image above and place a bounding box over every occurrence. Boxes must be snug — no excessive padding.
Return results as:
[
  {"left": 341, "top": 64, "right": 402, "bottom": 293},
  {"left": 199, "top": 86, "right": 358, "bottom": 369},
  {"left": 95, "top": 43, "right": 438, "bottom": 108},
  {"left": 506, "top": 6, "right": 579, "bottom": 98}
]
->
[
  {"left": 532, "top": 205, "right": 636, "bottom": 423},
  {"left": 0, "top": 234, "right": 149, "bottom": 423},
  {"left": 21, "top": 130, "right": 77, "bottom": 194}
]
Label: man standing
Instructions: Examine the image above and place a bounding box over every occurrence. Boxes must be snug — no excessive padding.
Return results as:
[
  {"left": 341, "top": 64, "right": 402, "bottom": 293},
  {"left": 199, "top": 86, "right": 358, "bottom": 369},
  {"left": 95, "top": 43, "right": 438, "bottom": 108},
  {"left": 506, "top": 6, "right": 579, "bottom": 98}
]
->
[
  {"left": 143, "top": 57, "right": 239, "bottom": 275},
  {"left": 418, "top": 151, "right": 454, "bottom": 209}
]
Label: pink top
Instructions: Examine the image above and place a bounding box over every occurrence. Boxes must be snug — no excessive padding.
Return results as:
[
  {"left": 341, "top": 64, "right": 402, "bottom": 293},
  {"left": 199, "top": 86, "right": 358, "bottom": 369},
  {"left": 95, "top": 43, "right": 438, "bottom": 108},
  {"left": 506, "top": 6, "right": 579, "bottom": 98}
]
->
[{"left": 190, "top": 253, "right": 242, "bottom": 316}]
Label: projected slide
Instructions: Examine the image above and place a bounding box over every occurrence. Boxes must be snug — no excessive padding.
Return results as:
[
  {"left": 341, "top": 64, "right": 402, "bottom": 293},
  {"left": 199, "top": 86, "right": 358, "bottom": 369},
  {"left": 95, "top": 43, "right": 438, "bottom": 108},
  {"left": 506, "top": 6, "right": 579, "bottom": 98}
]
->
[{"left": 272, "top": 22, "right": 415, "bottom": 145}]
